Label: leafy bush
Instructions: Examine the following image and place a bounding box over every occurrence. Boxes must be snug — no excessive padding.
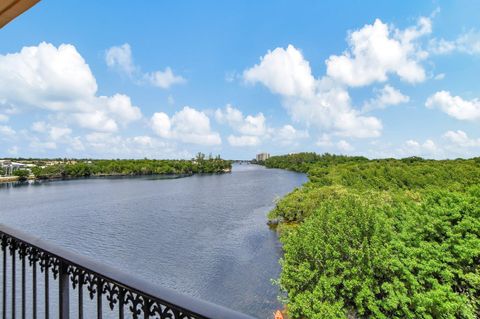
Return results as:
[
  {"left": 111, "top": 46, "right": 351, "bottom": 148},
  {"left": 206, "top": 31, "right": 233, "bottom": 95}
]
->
[
  {"left": 13, "top": 169, "right": 30, "bottom": 181},
  {"left": 266, "top": 153, "right": 480, "bottom": 318}
]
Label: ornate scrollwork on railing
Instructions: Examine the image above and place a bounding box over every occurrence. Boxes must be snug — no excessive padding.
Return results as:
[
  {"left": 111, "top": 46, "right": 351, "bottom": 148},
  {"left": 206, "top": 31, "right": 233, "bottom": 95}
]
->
[
  {"left": 103, "top": 281, "right": 120, "bottom": 310},
  {"left": 84, "top": 271, "right": 97, "bottom": 300},
  {"left": 67, "top": 265, "right": 83, "bottom": 289},
  {"left": 8, "top": 236, "right": 17, "bottom": 255},
  {"left": 0, "top": 226, "right": 253, "bottom": 319},
  {"left": 0, "top": 234, "right": 7, "bottom": 252},
  {"left": 37, "top": 250, "right": 59, "bottom": 278},
  {"left": 27, "top": 246, "right": 39, "bottom": 266},
  {"left": 150, "top": 302, "right": 194, "bottom": 319},
  {"left": 18, "top": 241, "right": 28, "bottom": 260},
  {"left": 125, "top": 290, "right": 144, "bottom": 318},
  {"left": 38, "top": 251, "right": 49, "bottom": 272},
  {"left": 50, "top": 257, "right": 60, "bottom": 279}
]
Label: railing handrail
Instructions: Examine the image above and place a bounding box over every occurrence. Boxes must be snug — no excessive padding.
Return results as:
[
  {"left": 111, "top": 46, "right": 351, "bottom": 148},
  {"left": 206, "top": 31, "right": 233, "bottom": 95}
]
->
[{"left": 0, "top": 223, "right": 257, "bottom": 319}]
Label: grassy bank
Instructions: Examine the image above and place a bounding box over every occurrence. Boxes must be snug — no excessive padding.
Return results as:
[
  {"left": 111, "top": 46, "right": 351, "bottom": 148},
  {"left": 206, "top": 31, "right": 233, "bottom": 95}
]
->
[{"left": 264, "top": 153, "right": 480, "bottom": 319}]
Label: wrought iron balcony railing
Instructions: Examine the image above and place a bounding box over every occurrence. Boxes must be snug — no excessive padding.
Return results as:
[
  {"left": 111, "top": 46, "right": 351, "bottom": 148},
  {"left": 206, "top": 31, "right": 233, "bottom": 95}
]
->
[{"left": 0, "top": 224, "right": 256, "bottom": 319}]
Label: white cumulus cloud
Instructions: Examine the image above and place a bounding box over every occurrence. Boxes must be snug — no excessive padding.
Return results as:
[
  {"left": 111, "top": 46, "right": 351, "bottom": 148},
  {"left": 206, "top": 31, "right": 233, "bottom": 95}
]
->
[
  {"left": 0, "top": 42, "right": 142, "bottom": 133},
  {"left": 243, "top": 45, "right": 315, "bottom": 98},
  {"left": 101, "top": 94, "right": 142, "bottom": 126},
  {"left": 215, "top": 104, "right": 267, "bottom": 136},
  {"left": 326, "top": 17, "right": 431, "bottom": 87},
  {"left": 151, "top": 112, "right": 171, "bottom": 138},
  {"left": 145, "top": 68, "right": 186, "bottom": 89},
  {"left": 77, "top": 133, "right": 188, "bottom": 159},
  {"left": 399, "top": 139, "right": 439, "bottom": 157},
  {"left": 216, "top": 104, "right": 270, "bottom": 147},
  {"left": 49, "top": 127, "right": 72, "bottom": 141},
  {"left": 362, "top": 85, "right": 410, "bottom": 112},
  {"left": 426, "top": 91, "right": 480, "bottom": 121},
  {"left": 443, "top": 130, "right": 480, "bottom": 148},
  {"left": 430, "top": 30, "right": 480, "bottom": 55},
  {"left": 227, "top": 135, "right": 260, "bottom": 147},
  {"left": 0, "top": 42, "right": 98, "bottom": 110},
  {"left": 337, "top": 140, "right": 354, "bottom": 152},
  {"left": 73, "top": 111, "right": 119, "bottom": 133},
  {"left": 26, "top": 122, "right": 88, "bottom": 153},
  {"left": 151, "top": 106, "right": 221, "bottom": 145},
  {"left": 273, "top": 124, "right": 309, "bottom": 146},
  {"left": 106, "top": 44, "right": 185, "bottom": 89},
  {"left": 105, "top": 43, "right": 136, "bottom": 75},
  {"left": 216, "top": 104, "right": 309, "bottom": 147},
  {"left": 243, "top": 45, "right": 382, "bottom": 138}
]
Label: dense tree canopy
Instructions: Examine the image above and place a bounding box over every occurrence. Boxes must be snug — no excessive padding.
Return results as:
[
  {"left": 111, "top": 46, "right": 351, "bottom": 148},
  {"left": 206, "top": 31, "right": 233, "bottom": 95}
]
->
[
  {"left": 264, "top": 152, "right": 368, "bottom": 172},
  {"left": 29, "top": 154, "right": 231, "bottom": 179},
  {"left": 265, "top": 154, "right": 480, "bottom": 318}
]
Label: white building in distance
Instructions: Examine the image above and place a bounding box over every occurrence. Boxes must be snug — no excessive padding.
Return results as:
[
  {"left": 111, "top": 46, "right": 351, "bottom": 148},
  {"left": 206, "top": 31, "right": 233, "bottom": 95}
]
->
[
  {"left": 256, "top": 153, "right": 270, "bottom": 162},
  {"left": 0, "top": 160, "right": 30, "bottom": 176}
]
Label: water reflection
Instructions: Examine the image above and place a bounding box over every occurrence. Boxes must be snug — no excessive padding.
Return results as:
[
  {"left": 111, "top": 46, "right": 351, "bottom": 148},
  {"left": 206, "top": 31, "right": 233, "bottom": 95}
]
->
[{"left": 0, "top": 164, "right": 307, "bottom": 318}]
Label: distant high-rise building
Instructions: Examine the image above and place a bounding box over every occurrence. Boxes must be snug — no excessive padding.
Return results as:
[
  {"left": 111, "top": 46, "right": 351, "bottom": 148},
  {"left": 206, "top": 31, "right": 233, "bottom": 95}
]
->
[{"left": 256, "top": 153, "right": 270, "bottom": 162}]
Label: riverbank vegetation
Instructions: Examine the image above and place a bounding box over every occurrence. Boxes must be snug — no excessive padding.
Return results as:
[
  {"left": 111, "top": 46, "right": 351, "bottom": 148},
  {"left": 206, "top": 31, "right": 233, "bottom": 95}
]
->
[
  {"left": 12, "top": 169, "right": 30, "bottom": 181},
  {"left": 18, "top": 153, "right": 231, "bottom": 180},
  {"left": 265, "top": 153, "right": 480, "bottom": 318}
]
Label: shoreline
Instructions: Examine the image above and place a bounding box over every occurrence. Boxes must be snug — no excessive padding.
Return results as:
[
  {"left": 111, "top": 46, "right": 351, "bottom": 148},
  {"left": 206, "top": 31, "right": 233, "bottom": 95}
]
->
[
  {"left": 0, "top": 169, "right": 232, "bottom": 184},
  {"left": 0, "top": 176, "right": 21, "bottom": 183}
]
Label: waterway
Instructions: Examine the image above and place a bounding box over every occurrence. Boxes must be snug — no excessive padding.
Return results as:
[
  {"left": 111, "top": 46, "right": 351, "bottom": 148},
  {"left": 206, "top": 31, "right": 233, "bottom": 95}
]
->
[{"left": 0, "top": 164, "right": 307, "bottom": 318}]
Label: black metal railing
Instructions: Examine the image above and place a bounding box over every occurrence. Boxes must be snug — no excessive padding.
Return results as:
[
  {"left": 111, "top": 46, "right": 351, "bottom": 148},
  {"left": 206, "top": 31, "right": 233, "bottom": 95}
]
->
[{"left": 0, "top": 224, "right": 256, "bottom": 319}]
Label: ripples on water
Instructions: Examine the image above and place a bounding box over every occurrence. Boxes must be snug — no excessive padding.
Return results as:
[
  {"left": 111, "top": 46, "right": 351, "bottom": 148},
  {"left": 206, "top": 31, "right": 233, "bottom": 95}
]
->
[{"left": 0, "top": 164, "right": 307, "bottom": 318}]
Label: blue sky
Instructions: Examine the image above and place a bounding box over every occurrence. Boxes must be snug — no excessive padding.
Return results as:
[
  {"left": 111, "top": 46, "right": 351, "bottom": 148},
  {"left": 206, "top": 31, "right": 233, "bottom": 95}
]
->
[{"left": 1, "top": 0, "right": 480, "bottom": 159}]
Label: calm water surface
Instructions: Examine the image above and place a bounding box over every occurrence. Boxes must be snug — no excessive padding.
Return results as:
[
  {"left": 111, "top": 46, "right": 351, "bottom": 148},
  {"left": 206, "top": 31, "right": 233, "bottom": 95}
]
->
[{"left": 0, "top": 164, "right": 307, "bottom": 318}]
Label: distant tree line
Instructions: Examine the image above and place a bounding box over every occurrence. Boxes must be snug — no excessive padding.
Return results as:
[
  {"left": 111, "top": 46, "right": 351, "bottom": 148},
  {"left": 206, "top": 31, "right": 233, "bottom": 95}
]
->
[
  {"left": 29, "top": 153, "right": 231, "bottom": 180},
  {"left": 264, "top": 152, "right": 368, "bottom": 172},
  {"left": 264, "top": 153, "right": 480, "bottom": 319}
]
